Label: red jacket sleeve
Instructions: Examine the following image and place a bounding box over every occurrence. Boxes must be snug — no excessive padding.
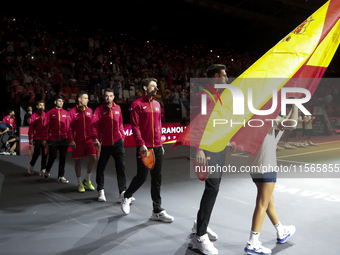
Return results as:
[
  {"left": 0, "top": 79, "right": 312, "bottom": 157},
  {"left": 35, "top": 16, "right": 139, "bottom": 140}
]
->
[
  {"left": 28, "top": 114, "right": 34, "bottom": 141},
  {"left": 67, "top": 110, "right": 74, "bottom": 142},
  {"left": 91, "top": 109, "right": 99, "bottom": 140},
  {"left": 119, "top": 107, "right": 125, "bottom": 140},
  {"left": 44, "top": 111, "right": 50, "bottom": 140},
  {"left": 130, "top": 101, "right": 144, "bottom": 147}
]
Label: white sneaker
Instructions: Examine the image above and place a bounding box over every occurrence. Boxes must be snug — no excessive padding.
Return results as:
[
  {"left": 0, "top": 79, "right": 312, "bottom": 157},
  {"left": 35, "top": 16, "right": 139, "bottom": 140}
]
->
[
  {"left": 3, "top": 152, "right": 10, "bottom": 155},
  {"left": 98, "top": 189, "right": 106, "bottom": 202},
  {"left": 39, "top": 169, "right": 46, "bottom": 176},
  {"left": 150, "top": 210, "right": 174, "bottom": 223},
  {"left": 192, "top": 220, "right": 218, "bottom": 241},
  {"left": 308, "top": 141, "right": 315, "bottom": 146},
  {"left": 10, "top": 152, "right": 16, "bottom": 155},
  {"left": 118, "top": 191, "right": 135, "bottom": 203},
  {"left": 28, "top": 164, "right": 34, "bottom": 175},
  {"left": 57, "top": 176, "right": 69, "bottom": 183},
  {"left": 277, "top": 225, "right": 296, "bottom": 243},
  {"left": 276, "top": 146, "right": 282, "bottom": 151},
  {"left": 284, "top": 144, "right": 293, "bottom": 149},
  {"left": 189, "top": 233, "right": 218, "bottom": 255},
  {"left": 121, "top": 197, "right": 133, "bottom": 214},
  {"left": 244, "top": 242, "right": 271, "bottom": 255}
]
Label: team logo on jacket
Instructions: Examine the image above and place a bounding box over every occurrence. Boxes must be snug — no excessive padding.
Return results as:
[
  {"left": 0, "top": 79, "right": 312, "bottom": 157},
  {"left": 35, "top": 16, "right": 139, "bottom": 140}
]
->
[
  {"left": 143, "top": 106, "right": 147, "bottom": 109},
  {"left": 52, "top": 114, "right": 56, "bottom": 117},
  {"left": 86, "top": 112, "right": 91, "bottom": 115},
  {"left": 62, "top": 115, "right": 66, "bottom": 117},
  {"left": 155, "top": 107, "right": 159, "bottom": 112},
  {"left": 115, "top": 111, "right": 119, "bottom": 114}
]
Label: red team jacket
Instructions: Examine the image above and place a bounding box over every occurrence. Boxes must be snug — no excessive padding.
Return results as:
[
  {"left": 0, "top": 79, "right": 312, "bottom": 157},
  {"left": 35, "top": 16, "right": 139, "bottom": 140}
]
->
[
  {"left": 2, "top": 115, "right": 16, "bottom": 131},
  {"left": 130, "top": 96, "right": 162, "bottom": 148},
  {"left": 67, "top": 106, "right": 97, "bottom": 143},
  {"left": 45, "top": 107, "right": 69, "bottom": 141},
  {"left": 93, "top": 103, "right": 125, "bottom": 146},
  {"left": 28, "top": 111, "right": 47, "bottom": 140}
]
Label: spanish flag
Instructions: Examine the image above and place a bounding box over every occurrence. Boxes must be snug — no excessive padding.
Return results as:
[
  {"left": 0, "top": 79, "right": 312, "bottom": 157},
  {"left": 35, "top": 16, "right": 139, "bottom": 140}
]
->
[{"left": 174, "top": 0, "right": 340, "bottom": 155}]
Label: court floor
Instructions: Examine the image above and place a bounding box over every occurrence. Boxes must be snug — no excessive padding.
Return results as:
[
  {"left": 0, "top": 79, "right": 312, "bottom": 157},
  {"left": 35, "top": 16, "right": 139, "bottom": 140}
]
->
[{"left": 0, "top": 134, "right": 339, "bottom": 255}]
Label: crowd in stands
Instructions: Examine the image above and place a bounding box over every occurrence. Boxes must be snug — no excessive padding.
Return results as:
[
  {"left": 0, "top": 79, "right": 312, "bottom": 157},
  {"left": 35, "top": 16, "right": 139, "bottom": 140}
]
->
[{"left": 1, "top": 14, "right": 340, "bottom": 120}]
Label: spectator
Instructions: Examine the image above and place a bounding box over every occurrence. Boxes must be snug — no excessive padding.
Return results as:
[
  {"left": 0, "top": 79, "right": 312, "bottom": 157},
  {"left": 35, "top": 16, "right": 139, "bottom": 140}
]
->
[
  {"left": 23, "top": 106, "right": 33, "bottom": 126},
  {"left": 98, "top": 71, "right": 108, "bottom": 95},
  {"left": 52, "top": 68, "right": 63, "bottom": 93},
  {"left": 3, "top": 110, "right": 16, "bottom": 132},
  {"left": 171, "top": 88, "right": 180, "bottom": 104}
]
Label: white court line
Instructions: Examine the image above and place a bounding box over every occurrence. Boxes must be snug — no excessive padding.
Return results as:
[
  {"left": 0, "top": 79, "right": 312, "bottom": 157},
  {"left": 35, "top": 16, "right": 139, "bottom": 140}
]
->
[
  {"left": 277, "top": 147, "right": 340, "bottom": 159},
  {"left": 277, "top": 159, "right": 312, "bottom": 165},
  {"left": 231, "top": 141, "right": 340, "bottom": 158}
]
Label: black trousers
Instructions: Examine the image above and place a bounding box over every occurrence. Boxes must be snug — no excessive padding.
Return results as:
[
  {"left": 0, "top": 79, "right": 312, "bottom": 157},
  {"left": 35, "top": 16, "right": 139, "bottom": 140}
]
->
[
  {"left": 124, "top": 146, "right": 164, "bottom": 213},
  {"left": 196, "top": 148, "right": 227, "bottom": 236},
  {"left": 46, "top": 138, "right": 68, "bottom": 177},
  {"left": 96, "top": 139, "right": 126, "bottom": 193},
  {"left": 30, "top": 139, "right": 47, "bottom": 170}
]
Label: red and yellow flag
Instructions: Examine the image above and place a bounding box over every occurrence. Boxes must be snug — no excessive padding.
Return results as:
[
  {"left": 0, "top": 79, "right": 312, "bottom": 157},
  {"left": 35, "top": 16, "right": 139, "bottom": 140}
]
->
[{"left": 174, "top": 0, "right": 340, "bottom": 154}]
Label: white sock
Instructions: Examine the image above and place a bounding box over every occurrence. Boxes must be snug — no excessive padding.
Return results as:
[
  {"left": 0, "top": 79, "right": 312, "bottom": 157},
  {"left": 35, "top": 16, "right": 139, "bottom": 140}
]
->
[
  {"left": 85, "top": 173, "right": 91, "bottom": 181},
  {"left": 249, "top": 231, "right": 260, "bottom": 245},
  {"left": 77, "top": 177, "right": 82, "bottom": 184},
  {"left": 275, "top": 222, "right": 284, "bottom": 235}
]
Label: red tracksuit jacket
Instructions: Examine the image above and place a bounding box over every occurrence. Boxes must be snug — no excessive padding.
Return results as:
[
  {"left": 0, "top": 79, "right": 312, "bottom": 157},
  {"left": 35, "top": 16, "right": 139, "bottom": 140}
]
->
[
  {"left": 3, "top": 115, "right": 16, "bottom": 131},
  {"left": 93, "top": 103, "right": 125, "bottom": 146},
  {"left": 28, "top": 111, "right": 47, "bottom": 140},
  {"left": 67, "top": 106, "right": 97, "bottom": 143},
  {"left": 130, "top": 96, "right": 162, "bottom": 148},
  {"left": 45, "top": 107, "right": 68, "bottom": 141}
]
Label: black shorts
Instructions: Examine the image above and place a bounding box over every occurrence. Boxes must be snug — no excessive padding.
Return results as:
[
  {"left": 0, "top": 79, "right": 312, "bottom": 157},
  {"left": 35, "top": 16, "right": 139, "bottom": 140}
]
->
[
  {"left": 304, "top": 129, "right": 313, "bottom": 136},
  {"left": 250, "top": 172, "right": 277, "bottom": 183}
]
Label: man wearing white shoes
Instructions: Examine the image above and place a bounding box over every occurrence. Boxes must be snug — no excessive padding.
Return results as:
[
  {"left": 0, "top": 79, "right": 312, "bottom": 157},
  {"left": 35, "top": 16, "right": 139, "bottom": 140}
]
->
[
  {"left": 189, "top": 64, "right": 231, "bottom": 255},
  {"left": 93, "top": 88, "right": 131, "bottom": 203},
  {"left": 121, "top": 78, "right": 174, "bottom": 223}
]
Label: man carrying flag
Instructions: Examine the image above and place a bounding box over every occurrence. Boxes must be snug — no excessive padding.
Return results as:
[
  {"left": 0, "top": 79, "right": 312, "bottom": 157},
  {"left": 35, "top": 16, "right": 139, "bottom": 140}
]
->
[
  {"left": 121, "top": 78, "right": 174, "bottom": 223},
  {"left": 189, "top": 64, "right": 235, "bottom": 255}
]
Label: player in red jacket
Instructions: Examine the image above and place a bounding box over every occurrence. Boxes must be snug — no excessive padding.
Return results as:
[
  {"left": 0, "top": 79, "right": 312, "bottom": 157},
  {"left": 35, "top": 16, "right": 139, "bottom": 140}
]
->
[
  {"left": 93, "top": 88, "right": 131, "bottom": 202},
  {"left": 67, "top": 91, "right": 99, "bottom": 193},
  {"left": 2, "top": 109, "right": 16, "bottom": 132},
  {"left": 28, "top": 101, "right": 47, "bottom": 175},
  {"left": 121, "top": 78, "right": 174, "bottom": 223},
  {"left": 43, "top": 95, "right": 69, "bottom": 183}
]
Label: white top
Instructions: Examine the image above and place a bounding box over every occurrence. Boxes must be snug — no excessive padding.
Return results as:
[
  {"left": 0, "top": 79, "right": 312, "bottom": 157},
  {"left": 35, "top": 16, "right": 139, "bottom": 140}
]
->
[
  {"left": 304, "top": 115, "right": 313, "bottom": 129},
  {"left": 247, "top": 116, "right": 284, "bottom": 173},
  {"left": 297, "top": 115, "right": 303, "bottom": 129}
]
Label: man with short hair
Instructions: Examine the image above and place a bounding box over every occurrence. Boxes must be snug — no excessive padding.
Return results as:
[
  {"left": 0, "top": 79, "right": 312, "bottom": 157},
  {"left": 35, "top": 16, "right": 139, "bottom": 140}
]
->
[
  {"left": 189, "top": 64, "right": 232, "bottom": 255},
  {"left": 3, "top": 109, "right": 16, "bottom": 133},
  {"left": 43, "top": 95, "right": 70, "bottom": 183},
  {"left": 93, "top": 88, "right": 130, "bottom": 202},
  {"left": 28, "top": 101, "right": 47, "bottom": 175},
  {"left": 121, "top": 78, "right": 174, "bottom": 223},
  {"left": 67, "top": 91, "right": 99, "bottom": 192}
]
